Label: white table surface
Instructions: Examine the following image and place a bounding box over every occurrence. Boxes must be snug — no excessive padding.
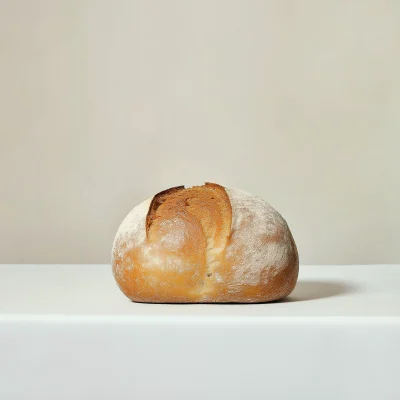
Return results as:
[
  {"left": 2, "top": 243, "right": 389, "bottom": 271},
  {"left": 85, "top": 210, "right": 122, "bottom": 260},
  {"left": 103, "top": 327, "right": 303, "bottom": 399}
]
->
[
  {"left": 1, "top": 265, "right": 399, "bottom": 400},
  {"left": 0, "top": 264, "right": 399, "bottom": 318}
]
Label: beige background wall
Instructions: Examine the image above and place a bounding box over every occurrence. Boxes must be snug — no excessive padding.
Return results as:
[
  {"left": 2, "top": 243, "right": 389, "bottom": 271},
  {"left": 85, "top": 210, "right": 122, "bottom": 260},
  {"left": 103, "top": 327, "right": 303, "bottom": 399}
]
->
[{"left": 1, "top": 1, "right": 399, "bottom": 264}]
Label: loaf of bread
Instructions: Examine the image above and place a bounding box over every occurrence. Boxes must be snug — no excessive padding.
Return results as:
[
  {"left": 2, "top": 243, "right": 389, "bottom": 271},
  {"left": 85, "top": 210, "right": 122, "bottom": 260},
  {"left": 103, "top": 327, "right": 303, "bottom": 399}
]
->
[{"left": 112, "top": 183, "right": 298, "bottom": 303}]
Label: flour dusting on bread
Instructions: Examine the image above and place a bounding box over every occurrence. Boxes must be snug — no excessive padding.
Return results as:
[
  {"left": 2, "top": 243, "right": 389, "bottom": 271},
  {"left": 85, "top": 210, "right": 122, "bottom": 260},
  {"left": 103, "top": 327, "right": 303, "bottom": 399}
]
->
[
  {"left": 225, "top": 187, "right": 293, "bottom": 287},
  {"left": 112, "top": 198, "right": 151, "bottom": 266}
]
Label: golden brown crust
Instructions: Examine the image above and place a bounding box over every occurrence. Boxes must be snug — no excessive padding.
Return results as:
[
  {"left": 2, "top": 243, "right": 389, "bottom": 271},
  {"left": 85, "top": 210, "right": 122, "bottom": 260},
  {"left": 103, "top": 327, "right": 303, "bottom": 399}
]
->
[
  {"left": 146, "top": 185, "right": 184, "bottom": 237},
  {"left": 112, "top": 183, "right": 299, "bottom": 303}
]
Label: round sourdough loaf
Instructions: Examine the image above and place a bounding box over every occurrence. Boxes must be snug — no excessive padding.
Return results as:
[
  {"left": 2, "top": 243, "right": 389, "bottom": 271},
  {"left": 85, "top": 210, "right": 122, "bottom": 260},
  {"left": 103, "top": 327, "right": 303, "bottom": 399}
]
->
[{"left": 112, "top": 183, "right": 298, "bottom": 303}]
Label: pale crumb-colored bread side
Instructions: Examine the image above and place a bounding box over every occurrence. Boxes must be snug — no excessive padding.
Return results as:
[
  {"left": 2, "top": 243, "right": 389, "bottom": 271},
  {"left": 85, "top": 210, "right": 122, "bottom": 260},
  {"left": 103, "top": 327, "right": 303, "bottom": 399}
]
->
[
  {"left": 224, "top": 188, "right": 299, "bottom": 302},
  {"left": 112, "top": 197, "right": 151, "bottom": 284}
]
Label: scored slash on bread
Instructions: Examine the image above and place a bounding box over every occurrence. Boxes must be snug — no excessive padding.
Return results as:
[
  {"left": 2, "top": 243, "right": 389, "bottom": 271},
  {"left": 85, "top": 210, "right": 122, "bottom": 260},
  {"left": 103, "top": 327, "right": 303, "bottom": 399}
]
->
[{"left": 146, "top": 183, "right": 232, "bottom": 295}]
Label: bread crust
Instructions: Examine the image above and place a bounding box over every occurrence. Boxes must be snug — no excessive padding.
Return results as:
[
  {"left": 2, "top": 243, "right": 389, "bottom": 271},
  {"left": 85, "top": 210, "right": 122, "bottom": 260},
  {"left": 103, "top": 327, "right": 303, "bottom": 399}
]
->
[
  {"left": 112, "top": 183, "right": 298, "bottom": 303},
  {"left": 146, "top": 185, "right": 184, "bottom": 237}
]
